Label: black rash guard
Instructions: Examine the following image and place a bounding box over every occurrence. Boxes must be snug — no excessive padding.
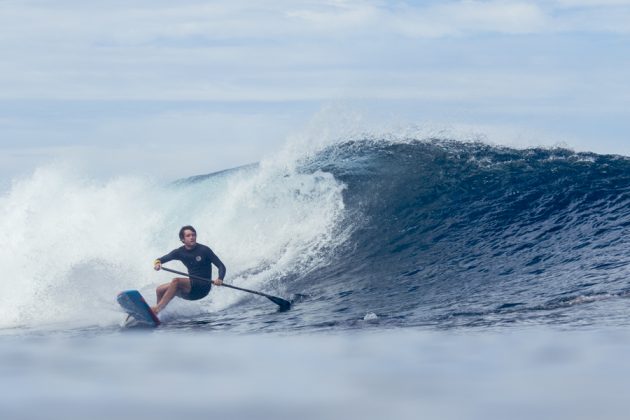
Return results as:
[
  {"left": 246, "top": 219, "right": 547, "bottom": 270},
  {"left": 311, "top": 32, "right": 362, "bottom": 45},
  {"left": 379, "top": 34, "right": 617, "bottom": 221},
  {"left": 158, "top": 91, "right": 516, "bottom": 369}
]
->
[{"left": 157, "top": 244, "right": 226, "bottom": 280}]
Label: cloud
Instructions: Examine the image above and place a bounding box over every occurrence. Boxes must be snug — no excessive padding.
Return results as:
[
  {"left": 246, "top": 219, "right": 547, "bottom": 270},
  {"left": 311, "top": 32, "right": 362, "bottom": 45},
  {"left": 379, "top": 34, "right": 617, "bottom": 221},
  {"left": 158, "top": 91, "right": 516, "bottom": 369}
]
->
[
  {"left": 285, "top": 2, "right": 379, "bottom": 31},
  {"left": 389, "top": 1, "right": 549, "bottom": 38},
  {"left": 2, "top": 1, "right": 628, "bottom": 49},
  {"left": 0, "top": 0, "right": 629, "bottom": 179},
  {"left": 554, "top": 0, "right": 630, "bottom": 7},
  {"left": 550, "top": 5, "right": 630, "bottom": 34},
  {"left": 1, "top": 1, "right": 628, "bottom": 105}
]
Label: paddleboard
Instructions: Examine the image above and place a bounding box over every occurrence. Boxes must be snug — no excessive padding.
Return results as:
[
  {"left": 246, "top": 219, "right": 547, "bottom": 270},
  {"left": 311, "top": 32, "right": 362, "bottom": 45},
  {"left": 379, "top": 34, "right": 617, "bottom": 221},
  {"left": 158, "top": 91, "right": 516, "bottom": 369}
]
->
[{"left": 117, "top": 290, "right": 160, "bottom": 327}]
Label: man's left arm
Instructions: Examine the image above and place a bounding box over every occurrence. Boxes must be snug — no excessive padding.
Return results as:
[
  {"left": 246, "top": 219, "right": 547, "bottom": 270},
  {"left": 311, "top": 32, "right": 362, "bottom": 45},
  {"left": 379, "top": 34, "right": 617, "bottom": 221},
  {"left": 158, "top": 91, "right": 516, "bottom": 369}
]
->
[{"left": 209, "top": 250, "right": 226, "bottom": 286}]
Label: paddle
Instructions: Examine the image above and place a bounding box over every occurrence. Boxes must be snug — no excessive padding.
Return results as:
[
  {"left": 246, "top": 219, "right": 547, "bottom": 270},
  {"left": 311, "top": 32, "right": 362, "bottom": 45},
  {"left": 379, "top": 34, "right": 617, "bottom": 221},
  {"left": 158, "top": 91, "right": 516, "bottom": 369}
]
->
[{"left": 160, "top": 266, "right": 291, "bottom": 311}]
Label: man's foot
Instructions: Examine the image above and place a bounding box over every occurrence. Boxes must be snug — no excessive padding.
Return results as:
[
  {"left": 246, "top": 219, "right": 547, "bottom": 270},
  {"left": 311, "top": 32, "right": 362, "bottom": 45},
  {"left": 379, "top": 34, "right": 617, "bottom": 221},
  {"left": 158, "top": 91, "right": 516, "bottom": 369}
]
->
[{"left": 151, "top": 306, "right": 160, "bottom": 315}]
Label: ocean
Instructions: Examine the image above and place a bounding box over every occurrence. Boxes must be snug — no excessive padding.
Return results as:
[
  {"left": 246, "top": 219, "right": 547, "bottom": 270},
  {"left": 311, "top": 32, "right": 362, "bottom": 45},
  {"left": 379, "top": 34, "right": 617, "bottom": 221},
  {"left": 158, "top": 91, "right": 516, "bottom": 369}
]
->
[{"left": 1, "top": 139, "right": 630, "bottom": 419}]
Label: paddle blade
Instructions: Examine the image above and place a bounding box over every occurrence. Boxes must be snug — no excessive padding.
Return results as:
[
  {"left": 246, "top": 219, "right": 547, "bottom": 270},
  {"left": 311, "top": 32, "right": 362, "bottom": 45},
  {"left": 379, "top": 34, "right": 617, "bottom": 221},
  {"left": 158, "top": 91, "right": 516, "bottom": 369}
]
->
[{"left": 268, "top": 295, "right": 291, "bottom": 311}]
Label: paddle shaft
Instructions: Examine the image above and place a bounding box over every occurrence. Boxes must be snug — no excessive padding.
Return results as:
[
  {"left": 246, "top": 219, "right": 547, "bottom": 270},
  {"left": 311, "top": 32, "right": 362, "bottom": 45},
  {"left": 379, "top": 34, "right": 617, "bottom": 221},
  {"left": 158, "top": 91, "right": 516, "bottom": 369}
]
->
[{"left": 159, "top": 266, "right": 291, "bottom": 309}]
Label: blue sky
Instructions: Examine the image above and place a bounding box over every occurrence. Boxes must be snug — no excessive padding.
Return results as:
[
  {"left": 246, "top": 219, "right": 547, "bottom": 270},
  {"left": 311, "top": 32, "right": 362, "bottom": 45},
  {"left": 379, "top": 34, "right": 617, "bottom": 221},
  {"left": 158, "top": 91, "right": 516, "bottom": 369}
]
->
[{"left": 1, "top": 0, "right": 629, "bottom": 183}]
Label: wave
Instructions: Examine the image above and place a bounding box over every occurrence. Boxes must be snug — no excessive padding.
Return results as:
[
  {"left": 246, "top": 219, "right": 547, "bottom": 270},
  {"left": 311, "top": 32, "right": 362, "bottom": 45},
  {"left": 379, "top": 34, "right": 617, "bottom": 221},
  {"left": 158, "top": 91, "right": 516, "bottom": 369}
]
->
[
  {"left": 2, "top": 138, "right": 630, "bottom": 331},
  {"left": 288, "top": 140, "right": 630, "bottom": 329}
]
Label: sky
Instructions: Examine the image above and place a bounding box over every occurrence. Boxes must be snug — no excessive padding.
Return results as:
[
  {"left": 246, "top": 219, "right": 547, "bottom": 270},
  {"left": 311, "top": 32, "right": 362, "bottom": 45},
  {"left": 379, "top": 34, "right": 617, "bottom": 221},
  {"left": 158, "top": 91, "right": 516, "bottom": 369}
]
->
[{"left": 1, "top": 0, "right": 630, "bottom": 184}]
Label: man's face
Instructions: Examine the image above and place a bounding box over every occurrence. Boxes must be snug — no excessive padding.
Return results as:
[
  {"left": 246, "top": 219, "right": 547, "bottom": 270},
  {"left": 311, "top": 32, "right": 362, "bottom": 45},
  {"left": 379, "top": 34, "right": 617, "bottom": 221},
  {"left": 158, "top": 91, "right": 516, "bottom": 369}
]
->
[{"left": 182, "top": 229, "right": 197, "bottom": 248}]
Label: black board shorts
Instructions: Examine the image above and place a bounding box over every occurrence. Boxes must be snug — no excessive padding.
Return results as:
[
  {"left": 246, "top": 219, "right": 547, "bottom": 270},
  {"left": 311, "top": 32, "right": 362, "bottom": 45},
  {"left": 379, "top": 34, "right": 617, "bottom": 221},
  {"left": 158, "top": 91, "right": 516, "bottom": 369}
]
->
[{"left": 184, "top": 278, "right": 212, "bottom": 301}]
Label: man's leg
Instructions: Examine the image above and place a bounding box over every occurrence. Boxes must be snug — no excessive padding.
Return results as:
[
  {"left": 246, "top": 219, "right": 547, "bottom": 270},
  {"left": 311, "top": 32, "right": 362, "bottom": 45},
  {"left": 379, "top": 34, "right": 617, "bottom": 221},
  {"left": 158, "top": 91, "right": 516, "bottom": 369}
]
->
[
  {"left": 152, "top": 277, "right": 192, "bottom": 314},
  {"left": 156, "top": 282, "right": 170, "bottom": 304}
]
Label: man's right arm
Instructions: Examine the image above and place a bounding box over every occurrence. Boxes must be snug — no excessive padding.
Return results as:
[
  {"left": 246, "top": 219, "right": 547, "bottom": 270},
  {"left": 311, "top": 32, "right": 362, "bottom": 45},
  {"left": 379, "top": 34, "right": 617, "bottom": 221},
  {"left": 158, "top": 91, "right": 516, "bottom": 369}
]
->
[{"left": 154, "top": 249, "right": 178, "bottom": 270}]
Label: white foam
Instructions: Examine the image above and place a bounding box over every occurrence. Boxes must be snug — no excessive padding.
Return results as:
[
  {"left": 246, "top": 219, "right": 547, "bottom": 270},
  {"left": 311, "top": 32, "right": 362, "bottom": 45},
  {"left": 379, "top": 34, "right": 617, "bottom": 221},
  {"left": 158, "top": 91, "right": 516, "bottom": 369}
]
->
[
  {"left": 363, "top": 312, "right": 378, "bottom": 321},
  {"left": 0, "top": 152, "right": 348, "bottom": 329}
]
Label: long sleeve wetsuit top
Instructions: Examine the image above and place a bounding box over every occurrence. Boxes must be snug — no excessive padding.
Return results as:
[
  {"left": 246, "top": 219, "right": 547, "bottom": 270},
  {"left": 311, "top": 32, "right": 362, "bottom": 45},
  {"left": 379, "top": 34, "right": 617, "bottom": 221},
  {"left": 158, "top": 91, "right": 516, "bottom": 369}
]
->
[{"left": 157, "top": 244, "right": 226, "bottom": 280}]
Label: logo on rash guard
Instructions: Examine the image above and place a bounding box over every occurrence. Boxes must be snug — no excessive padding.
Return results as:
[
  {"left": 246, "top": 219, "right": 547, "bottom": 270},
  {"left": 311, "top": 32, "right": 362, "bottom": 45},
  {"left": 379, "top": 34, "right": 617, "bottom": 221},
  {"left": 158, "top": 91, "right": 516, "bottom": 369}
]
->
[{"left": 196, "top": 256, "right": 202, "bottom": 262}]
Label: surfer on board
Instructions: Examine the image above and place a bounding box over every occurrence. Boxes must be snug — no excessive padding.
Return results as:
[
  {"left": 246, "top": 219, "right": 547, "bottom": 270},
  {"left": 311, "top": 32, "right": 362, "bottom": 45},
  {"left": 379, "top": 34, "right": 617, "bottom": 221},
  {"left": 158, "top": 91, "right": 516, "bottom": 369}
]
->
[{"left": 152, "top": 225, "right": 226, "bottom": 315}]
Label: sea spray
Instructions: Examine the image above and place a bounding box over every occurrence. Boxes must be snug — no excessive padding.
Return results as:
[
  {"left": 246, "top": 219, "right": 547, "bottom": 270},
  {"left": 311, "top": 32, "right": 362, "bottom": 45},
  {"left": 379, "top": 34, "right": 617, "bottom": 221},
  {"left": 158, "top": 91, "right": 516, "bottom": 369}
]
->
[
  {"left": 0, "top": 165, "right": 166, "bottom": 328},
  {"left": 0, "top": 158, "right": 348, "bottom": 329}
]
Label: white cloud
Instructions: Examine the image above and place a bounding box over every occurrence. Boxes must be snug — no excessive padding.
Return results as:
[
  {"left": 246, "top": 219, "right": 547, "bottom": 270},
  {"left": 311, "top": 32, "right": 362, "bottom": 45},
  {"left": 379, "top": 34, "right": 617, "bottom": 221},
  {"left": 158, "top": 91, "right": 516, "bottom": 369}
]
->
[
  {"left": 550, "top": 5, "right": 630, "bottom": 34},
  {"left": 285, "top": 2, "right": 379, "bottom": 30},
  {"left": 554, "top": 0, "right": 630, "bottom": 7},
  {"left": 0, "top": 0, "right": 629, "bottom": 180},
  {"left": 0, "top": 1, "right": 627, "bottom": 104},
  {"left": 391, "top": 1, "right": 549, "bottom": 38}
]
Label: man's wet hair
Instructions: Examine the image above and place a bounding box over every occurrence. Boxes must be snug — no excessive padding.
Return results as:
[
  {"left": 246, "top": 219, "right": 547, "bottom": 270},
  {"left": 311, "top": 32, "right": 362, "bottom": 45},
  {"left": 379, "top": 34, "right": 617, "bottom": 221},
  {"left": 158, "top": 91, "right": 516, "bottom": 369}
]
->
[{"left": 179, "top": 225, "right": 197, "bottom": 240}]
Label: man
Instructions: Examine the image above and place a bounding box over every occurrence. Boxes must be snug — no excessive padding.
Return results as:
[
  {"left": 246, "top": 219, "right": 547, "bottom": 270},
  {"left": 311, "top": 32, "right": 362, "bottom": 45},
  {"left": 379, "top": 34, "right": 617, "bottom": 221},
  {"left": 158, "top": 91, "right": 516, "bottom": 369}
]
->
[{"left": 152, "top": 225, "right": 226, "bottom": 315}]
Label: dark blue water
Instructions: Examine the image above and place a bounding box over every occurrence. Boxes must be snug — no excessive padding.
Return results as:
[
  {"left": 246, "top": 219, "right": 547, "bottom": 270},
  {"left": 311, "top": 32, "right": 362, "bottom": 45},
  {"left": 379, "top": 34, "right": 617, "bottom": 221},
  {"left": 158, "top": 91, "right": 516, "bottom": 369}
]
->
[{"left": 160, "top": 140, "right": 630, "bottom": 333}]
